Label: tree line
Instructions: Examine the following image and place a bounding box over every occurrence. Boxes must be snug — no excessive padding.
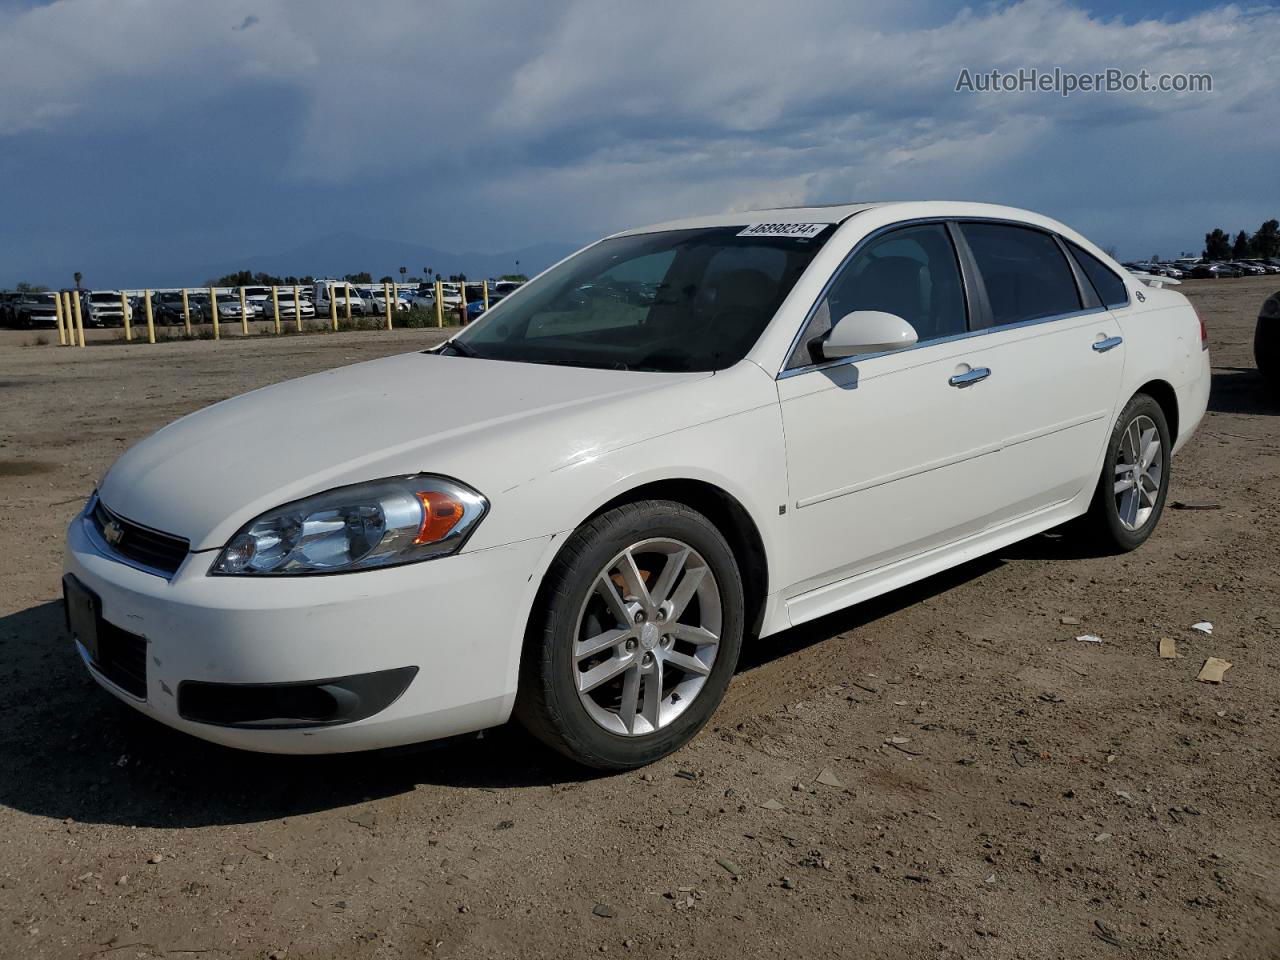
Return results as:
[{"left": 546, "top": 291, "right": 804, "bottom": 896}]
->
[
  {"left": 1202, "top": 219, "right": 1280, "bottom": 261},
  {"left": 206, "top": 268, "right": 532, "bottom": 287}
]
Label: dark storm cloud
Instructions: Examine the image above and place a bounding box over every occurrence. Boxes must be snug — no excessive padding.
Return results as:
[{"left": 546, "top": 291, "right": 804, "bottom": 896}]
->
[{"left": 0, "top": 0, "right": 1276, "bottom": 286}]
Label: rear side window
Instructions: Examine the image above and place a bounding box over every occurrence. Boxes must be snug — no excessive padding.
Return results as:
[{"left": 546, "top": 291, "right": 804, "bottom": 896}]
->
[
  {"left": 960, "top": 223, "right": 1081, "bottom": 326},
  {"left": 1066, "top": 241, "right": 1129, "bottom": 308}
]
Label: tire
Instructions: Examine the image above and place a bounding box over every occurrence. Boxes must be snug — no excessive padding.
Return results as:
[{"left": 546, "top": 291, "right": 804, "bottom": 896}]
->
[
  {"left": 1257, "top": 322, "right": 1279, "bottom": 388},
  {"left": 515, "top": 500, "right": 744, "bottom": 770},
  {"left": 1083, "top": 393, "right": 1172, "bottom": 552}
]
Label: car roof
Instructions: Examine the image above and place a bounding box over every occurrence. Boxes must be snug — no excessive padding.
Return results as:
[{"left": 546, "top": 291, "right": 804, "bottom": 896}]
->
[
  {"left": 605, "top": 201, "right": 1092, "bottom": 243},
  {"left": 606, "top": 202, "right": 886, "bottom": 238}
]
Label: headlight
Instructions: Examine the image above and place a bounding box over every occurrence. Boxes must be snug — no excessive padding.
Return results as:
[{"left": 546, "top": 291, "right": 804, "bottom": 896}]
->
[{"left": 211, "top": 475, "right": 488, "bottom": 576}]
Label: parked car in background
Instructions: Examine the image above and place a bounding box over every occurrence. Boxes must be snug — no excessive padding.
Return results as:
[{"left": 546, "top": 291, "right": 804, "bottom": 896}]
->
[
  {"left": 1243, "top": 260, "right": 1280, "bottom": 275},
  {"left": 184, "top": 293, "right": 212, "bottom": 322},
  {"left": 438, "top": 282, "right": 461, "bottom": 308},
  {"left": 151, "top": 291, "right": 203, "bottom": 324},
  {"left": 213, "top": 293, "right": 251, "bottom": 322},
  {"left": 239, "top": 286, "right": 272, "bottom": 317},
  {"left": 407, "top": 287, "right": 437, "bottom": 310},
  {"left": 1230, "top": 261, "right": 1267, "bottom": 276},
  {"left": 1258, "top": 289, "right": 1279, "bottom": 391},
  {"left": 0, "top": 291, "right": 19, "bottom": 326},
  {"left": 314, "top": 283, "right": 371, "bottom": 317},
  {"left": 80, "top": 290, "right": 131, "bottom": 327},
  {"left": 362, "top": 286, "right": 411, "bottom": 313},
  {"left": 15, "top": 291, "right": 61, "bottom": 328},
  {"left": 64, "top": 201, "right": 1209, "bottom": 768},
  {"left": 273, "top": 290, "right": 316, "bottom": 322},
  {"left": 1191, "top": 262, "right": 1238, "bottom": 279}
]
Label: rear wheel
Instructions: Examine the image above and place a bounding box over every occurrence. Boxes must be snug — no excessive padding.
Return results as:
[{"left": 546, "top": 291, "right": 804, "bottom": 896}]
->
[
  {"left": 1084, "top": 393, "right": 1172, "bottom": 552},
  {"left": 515, "top": 500, "right": 744, "bottom": 770}
]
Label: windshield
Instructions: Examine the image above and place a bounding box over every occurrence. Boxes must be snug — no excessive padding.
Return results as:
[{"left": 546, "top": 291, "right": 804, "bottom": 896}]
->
[
  {"left": 451, "top": 226, "right": 830, "bottom": 372},
  {"left": 89, "top": 292, "right": 118, "bottom": 303}
]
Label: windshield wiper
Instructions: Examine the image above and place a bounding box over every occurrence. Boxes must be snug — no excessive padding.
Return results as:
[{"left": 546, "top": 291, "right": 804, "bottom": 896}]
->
[
  {"left": 439, "top": 339, "right": 481, "bottom": 358},
  {"left": 535, "top": 358, "right": 630, "bottom": 371}
]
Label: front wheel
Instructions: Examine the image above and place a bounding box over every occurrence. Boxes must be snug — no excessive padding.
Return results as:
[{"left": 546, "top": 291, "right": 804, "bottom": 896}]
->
[
  {"left": 515, "top": 500, "right": 744, "bottom": 770},
  {"left": 1084, "top": 393, "right": 1172, "bottom": 552}
]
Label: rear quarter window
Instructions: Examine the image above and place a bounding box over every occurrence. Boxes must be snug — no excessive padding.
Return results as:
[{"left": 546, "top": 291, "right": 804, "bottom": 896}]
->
[{"left": 1066, "top": 241, "right": 1130, "bottom": 308}]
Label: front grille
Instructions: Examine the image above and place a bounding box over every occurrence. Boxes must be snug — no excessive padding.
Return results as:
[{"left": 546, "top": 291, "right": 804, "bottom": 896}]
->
[
  {"left": 91, "top": 499, "right": 190, "bottom": 576},
  {"left": 96, "top": 621, "right": 148, "bottom": 698}
]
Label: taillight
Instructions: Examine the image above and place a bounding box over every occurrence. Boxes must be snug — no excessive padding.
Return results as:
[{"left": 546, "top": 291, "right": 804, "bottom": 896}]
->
[{"left": 1197, "top": 310, "right": 1209, "bottom": 350}]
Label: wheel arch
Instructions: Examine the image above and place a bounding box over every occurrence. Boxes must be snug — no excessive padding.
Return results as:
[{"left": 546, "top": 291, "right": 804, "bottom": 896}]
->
[
  {"left": 534, "top": 477, "right": 772, "bottom": 639},
  {"left": 1134, "top": 378, "right": 1179, "bottom": 441}
]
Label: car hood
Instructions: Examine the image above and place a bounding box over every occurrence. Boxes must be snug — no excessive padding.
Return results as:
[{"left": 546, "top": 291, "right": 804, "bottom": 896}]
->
[{"left": 98, "top": 352, "right": 718, "bottom": 550}]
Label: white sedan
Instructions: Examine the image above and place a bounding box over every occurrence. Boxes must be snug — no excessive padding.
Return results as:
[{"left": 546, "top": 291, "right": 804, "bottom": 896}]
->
[{"left": 63, "top": 201, "right": 1210, "bottom": 769}]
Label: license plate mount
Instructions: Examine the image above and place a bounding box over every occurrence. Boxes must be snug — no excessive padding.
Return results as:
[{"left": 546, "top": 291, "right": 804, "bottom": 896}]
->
[{"left": 63, "top": 574, "right": 101, "bottom": 663}]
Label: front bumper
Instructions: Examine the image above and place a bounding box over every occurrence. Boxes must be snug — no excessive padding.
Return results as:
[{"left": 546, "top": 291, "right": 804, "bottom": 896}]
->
[{"left": 64, "top": 508, "right": 554, "bottom": 754}]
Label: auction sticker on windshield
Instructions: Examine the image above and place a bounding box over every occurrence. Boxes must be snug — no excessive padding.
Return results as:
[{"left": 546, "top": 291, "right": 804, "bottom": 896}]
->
[{"left": 736, "top": 222, "right": 829, "bottom": 238}]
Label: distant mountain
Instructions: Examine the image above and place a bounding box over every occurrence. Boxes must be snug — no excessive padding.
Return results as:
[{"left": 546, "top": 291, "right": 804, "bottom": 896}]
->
[{"left": 199, "top": 232, "right": 581, "bottom": 285}]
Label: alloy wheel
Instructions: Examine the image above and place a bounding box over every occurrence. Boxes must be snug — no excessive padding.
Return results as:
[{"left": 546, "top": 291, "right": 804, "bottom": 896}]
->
[
  {"left": 1113, "top": 414, "right": 1162, "bottom": 531},
  {"left": 572, "top": 538, "right": 722, "bottom": 737}
]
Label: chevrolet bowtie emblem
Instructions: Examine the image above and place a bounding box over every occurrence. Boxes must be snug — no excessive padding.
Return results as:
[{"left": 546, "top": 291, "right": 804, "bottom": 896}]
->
[{"left": 102, "top": 519, "right": 124, "bottom": 546}]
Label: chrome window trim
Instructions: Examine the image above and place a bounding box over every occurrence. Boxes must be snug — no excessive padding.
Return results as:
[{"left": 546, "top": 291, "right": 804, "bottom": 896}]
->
[
  {"left": 777, "top": 215, "right": 1106, "bottom": 380},
  {"left": 80, "top": 493, "right": 187, "bottom": 581},
  {"left": 777, "top": 305, "right": 1110, "bottom": 381}
]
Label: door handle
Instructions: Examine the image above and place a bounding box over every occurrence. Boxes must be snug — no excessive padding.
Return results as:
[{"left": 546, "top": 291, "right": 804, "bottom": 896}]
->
[
  {"left": 1092, "top": 336, "right": 1123, "bottom": 353},
  {"left": 949, "top": 367, "right": 991, "bottom": 388}
]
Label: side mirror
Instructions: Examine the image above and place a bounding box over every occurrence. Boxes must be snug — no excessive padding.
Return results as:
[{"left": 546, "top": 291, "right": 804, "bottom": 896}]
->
[{"left": 821, "top": 311, "right": 918, "bottom": 359}]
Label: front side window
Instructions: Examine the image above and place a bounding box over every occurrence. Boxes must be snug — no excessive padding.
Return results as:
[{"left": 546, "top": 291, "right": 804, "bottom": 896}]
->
[
  {"left": 1066, "top": 240, "right": 1129, "bottom": 308},
  {"left": 452, "top": 226, "right": 831, "bottom": 372},
  {"left": 960, "top": 223, "right": 1081, "bottom": 326},
  {"left": 786, "top": 222, "right": 968, "bottom": 369}
]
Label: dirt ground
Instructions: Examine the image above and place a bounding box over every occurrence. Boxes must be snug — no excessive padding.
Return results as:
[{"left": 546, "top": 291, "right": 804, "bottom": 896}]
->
[{"left": 1, "top": 278, "right": 1277, "bottom": 960}]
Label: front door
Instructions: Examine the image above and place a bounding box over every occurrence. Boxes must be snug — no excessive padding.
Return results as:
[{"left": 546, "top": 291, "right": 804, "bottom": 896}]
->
[{"left": 776, "top": 222, "right": 1006, "bottom": 602}]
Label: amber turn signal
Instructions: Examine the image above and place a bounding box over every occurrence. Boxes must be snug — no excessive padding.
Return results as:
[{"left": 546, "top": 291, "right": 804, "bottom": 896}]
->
[{"left": 414, "top": 491, "right": 466, "bottom": 544}]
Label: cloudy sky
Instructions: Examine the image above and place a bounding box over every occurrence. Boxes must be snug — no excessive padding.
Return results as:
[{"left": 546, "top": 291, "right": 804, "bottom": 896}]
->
[{"left": 2, "top": 0, "right": 1278, "bottom": 287}]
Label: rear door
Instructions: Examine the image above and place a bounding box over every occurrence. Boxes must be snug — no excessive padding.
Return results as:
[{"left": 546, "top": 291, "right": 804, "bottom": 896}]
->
[{"left": 954, "top": 222, "right": 1126, "bottom": 521}]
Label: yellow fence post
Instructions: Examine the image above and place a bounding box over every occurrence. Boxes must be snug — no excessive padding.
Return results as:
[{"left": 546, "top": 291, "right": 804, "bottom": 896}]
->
[
  {"left": 293, "top": 285, "right": 302, "bottom": 333},
  {"left": 209, "top": 285, "right": 220, "bottom": 340},
  {"left": 271, "top": 286, "right": 281, "bottom": 335},
  {"left": 62, "top": 292, "right": 74, "bottom": 346},
  {"left": 344, "top": 283, "right": 353, "bottom": 324},
  {"left": 144, "top": 289, "right": 156, "bottom": 344},
  {"left": 182, "top": 288, "right": 192, "bottom": 337},
  {"left": 384, "top": 281, "right": 393, "bottom": 330},
  {"left": 482, "top": 280, "right": 489, "bottom": 312},
  {"left": 434, "top": 280, "right": 443, "bottom": 327},
  {"left": 120, "top": 291, "right": 132, "bottom": 342},
  {"left": 53, "top": 290, "right": 67, "bottom": 345},
  {"left": 70, "top": 291, "right": 86, "bottom": 348},
  {"left": 239, "top": 285, "right": 248, "bottom": 336},
  {"left": 328, "top": 284, "right": 338, "bottom": 331}
]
